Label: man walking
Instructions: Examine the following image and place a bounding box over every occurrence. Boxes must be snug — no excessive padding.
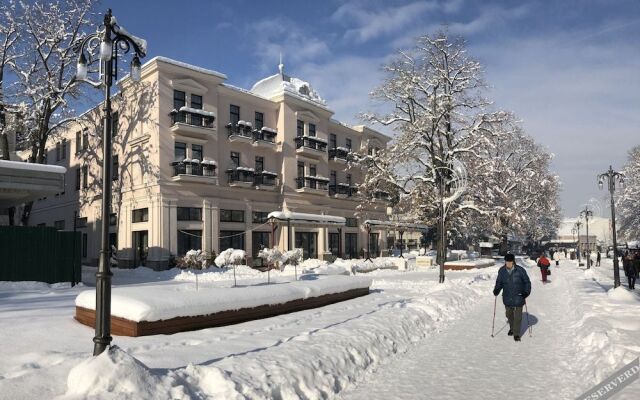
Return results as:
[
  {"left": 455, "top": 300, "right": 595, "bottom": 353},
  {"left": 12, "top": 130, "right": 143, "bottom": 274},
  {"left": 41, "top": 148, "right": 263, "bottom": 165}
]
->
[
  {"left": 493, "top": 254, "right": 532, "bottom": 341},
  {"left": 596, "top": 251, "right": 601, "bottom": 267}
]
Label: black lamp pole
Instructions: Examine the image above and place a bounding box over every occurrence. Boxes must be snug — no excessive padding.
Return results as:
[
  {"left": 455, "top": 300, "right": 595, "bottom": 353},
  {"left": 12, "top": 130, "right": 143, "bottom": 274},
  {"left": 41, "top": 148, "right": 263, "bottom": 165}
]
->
[
  {"left": 580, "top": 207, "right": 593, "bottom": 269},
  {"left": 75, "top": 9, "right": 146, "bottom": 356},
  {"left": 574, "top": 220, "right": 583, "bottom": 266},
  {"left": 598, "top": 165, "right": 625, "bottom": 288}
]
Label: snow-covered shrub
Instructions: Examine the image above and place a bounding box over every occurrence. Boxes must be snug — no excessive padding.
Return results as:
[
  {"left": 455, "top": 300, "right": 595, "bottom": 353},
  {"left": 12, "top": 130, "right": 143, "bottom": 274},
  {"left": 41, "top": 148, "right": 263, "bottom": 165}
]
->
[
  {"left": 214, "top": 248, "right": 246, "bottom": 286},
  {"left": 282, "top": 248, "right": 303, "bottom": 280},
  {"left": 351, "top": 258, "right": 398, "bottom": 274},
  {"left": 177, "top": 249, "right": 210, "bottom": 270},
  {"left": 258, "top": 247, "right": 284, "bottom": 283}
]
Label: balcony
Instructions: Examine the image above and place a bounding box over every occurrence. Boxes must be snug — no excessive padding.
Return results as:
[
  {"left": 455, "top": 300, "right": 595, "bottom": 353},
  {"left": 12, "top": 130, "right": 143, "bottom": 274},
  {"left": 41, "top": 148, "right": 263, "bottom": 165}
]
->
[
  {"left": 328, "top": 147, "right": 350, "bottom": 163},
  {"left": 254, "top": 171, "right": 278, "bottom": 191},
  {"left": 252, "top": 127, "right": 277, "bottom": 148},
  {"left": 170, "top": 108, "right": 216, "bottom": 140},
  {"left": 226, "top": 167, "right": 255, "bottom": 188},
  {"left": 373, "top": 190, "right": 392, "bottom": 202},
  {"left": 171, "top": 159, "right": 218, "bottom": 184},
  {"left": 295, "top": 136, "right": 327, "bottom": 158},
  {"left": 295, "top": 176, "right": 329, "bottom": 195},
  {"left": 329, "top": 183, "right": 358, "bottom": 199},
  {"left": 226, "top": 121, "right": 254, "bottom": 144}
]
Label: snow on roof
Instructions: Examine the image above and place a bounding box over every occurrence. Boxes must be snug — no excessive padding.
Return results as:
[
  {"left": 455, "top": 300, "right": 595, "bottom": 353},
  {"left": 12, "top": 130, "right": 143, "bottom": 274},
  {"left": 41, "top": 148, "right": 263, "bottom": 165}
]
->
[
  {"left": 0, "top": 159, "right": 66, "bottom": 174},
  {"left": 146, "top": 56, "right": 227, "bottom": 79},
  {"left": 268, "top": 211, "right": 346, "bottom": 226},
  {"left": 250, "top": 73, "right": 330, "bottom": 110},
  {"left": 75, "top": 275, "right": 371, "bottom": 322}
]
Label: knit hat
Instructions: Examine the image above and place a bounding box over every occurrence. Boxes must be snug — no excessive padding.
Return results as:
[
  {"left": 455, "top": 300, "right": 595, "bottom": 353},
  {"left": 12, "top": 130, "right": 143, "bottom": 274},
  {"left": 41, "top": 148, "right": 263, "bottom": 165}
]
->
[{"left": 504, "top": 254, "right": 515, "bottom": 262}]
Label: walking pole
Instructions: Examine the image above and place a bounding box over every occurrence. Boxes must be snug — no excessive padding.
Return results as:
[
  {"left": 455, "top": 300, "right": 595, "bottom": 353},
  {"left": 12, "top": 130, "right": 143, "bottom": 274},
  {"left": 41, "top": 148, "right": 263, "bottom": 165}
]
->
[
  {"left": 524, "top": 301, "right": 532, "bottom": 337},
  {"left": 491, "top": 295, "right": 497, "bottom": 337}
]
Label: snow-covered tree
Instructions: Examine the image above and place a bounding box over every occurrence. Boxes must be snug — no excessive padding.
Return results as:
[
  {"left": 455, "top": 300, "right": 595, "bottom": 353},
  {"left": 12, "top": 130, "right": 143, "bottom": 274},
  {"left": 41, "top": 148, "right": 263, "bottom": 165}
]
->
[
  {"left": 282, "top": 248, "right": 303, "bottom": 280},
  {"left": 618, "top": 146, "right": 640, "bottom": 240},
  {"left": 215, "top": 248, "right": 246, "bottom": 286},
  {"left": 353, "top": 31, "right": 508, "bottom": 265},
  {"left": 0, "top": 0, "right": 19, "bottom": 161},
  {"left": 258, "top": 247, "right": 284, "bottom": 284},
  {"left": 6, "top": 0, "right": 97, "bottom": 224}
]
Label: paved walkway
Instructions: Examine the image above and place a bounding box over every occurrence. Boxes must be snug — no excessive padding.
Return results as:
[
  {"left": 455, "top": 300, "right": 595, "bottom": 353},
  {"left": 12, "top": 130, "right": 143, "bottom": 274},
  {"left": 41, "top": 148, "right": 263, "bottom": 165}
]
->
[{"left": 341, "top": 262, "right": 584, "bottom": 399}]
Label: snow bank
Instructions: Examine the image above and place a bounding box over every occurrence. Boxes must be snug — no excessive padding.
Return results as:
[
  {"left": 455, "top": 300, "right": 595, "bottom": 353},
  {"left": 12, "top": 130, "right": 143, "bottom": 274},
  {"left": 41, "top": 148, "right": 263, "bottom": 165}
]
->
[
  {"left": 75, "top": 275, "right": 372, "bottom": 322},
  {"left": 351, "top": 258, "right": 398, "bottom": 273}
]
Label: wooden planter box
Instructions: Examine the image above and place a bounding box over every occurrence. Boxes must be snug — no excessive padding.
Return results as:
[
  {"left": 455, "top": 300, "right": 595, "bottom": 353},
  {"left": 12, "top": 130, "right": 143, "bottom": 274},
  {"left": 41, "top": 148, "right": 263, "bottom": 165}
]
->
[{"left": 75, "top": 287, "right": 369, "bottom": 337}]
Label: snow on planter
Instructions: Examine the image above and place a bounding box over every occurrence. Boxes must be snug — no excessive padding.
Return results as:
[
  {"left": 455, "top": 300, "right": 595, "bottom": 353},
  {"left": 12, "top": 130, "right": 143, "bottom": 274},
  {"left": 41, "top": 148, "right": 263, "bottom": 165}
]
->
[{"left": 75, "top": 275, "right": 371, "bottom": 323}]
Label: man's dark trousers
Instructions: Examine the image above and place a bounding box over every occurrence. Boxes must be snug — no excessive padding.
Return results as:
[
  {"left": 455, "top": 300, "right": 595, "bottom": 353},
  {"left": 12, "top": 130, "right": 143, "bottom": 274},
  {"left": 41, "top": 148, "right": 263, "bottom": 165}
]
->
[{"left": 506, "top": 306, "right": 523, "bottom": 336}]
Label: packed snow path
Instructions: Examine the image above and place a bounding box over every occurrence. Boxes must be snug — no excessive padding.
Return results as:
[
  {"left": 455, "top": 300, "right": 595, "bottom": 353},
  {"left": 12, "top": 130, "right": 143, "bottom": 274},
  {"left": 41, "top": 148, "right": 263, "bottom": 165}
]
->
[{"left": 341, "top": 259, "right": 639, "bottom": 400}]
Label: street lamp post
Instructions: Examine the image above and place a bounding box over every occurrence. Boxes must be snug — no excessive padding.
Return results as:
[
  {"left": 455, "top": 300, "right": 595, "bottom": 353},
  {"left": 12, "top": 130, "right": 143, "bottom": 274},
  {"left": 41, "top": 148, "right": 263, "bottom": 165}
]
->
[
  {"left": 598, "top": 165, "right": 625, "bottom": 288},
  {"left": 574, "top": 220, "right": 583, "bottom": 266},
  {"left": 74, "top": 9, "right": 146, "bottom": 356},
  {"left": 580, "top": 207, "right": 593, "bottom": 269}
]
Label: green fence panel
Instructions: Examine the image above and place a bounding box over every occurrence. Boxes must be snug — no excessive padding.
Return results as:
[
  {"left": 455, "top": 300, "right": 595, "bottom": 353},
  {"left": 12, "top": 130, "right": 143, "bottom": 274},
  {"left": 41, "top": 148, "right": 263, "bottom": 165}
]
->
[{"left": 0, "top": 226, "right": 81, "bottom": 284}]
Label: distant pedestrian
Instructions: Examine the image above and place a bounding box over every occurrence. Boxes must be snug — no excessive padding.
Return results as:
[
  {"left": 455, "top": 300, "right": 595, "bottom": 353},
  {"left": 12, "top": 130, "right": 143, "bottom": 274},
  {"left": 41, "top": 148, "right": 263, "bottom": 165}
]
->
[
  {"left": 623, "top": 252, "right": 637, "bottom": 290},
  {"left": 537, "top": 253, "right": 551, "bottom": 283},
  {"left": 493, "top": 254, "right": 532, "bottom": 341},
  {"left": 564, "top": 249, "right": 567, "bottom": 258},
  {"left": 550, "top": 249, "right": 555, "bottom": 260},
  {"left": 596, "top": 251, "right": 601, "bottom": 267}
]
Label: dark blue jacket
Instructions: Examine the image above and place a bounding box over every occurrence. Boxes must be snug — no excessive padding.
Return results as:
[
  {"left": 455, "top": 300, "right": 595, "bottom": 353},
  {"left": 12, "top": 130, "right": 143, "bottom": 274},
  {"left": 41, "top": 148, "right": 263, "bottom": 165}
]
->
[{"left": 493, "top": 264, "right": 531, "bottom": 307}]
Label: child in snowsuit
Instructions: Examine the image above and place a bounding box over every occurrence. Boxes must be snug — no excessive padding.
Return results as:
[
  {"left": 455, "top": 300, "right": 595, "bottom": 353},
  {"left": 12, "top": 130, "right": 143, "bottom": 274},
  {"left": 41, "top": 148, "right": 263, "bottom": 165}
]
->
[
  {"left": 493, "top": 254, "right": 532, "bottom": 341},
  {"left": 537, "top": 253, "right": 551, "bottom": 283}
]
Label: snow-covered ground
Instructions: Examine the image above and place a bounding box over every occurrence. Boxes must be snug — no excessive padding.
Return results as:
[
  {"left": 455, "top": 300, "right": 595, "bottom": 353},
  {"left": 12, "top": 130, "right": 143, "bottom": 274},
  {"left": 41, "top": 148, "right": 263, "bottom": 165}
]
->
[{"left": 0, "top": 258, "right": 638, "bottom": 399}]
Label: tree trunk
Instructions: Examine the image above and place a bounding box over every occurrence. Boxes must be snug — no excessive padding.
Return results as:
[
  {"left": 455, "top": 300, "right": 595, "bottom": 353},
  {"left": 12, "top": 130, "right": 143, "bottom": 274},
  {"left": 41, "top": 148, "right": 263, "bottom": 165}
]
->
[{"left": 500, "top": 234, "right": 509, "bottom": 256}]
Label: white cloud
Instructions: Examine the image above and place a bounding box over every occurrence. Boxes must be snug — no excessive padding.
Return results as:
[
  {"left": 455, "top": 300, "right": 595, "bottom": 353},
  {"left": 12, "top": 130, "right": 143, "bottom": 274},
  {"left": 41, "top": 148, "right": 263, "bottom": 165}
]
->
[{"left": 332, "top": 1, "right": 440, "bottom": 43}]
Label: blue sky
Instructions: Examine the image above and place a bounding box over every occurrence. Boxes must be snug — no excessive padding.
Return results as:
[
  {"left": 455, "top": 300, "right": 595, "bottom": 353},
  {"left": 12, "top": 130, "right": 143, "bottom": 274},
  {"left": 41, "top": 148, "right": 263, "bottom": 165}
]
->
[{"left": 104, "top": 0, "right": 640, "bottom": 217}]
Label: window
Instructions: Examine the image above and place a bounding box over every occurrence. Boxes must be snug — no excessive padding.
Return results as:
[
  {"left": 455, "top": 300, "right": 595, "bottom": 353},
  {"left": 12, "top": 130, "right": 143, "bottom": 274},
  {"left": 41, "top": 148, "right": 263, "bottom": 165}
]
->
[
  {"left": 230, "top": 104, "right": 240, "bottom": 125},
  {"left": 56, "top": 142, "right": 61, "bottom": 161},
  {"left": 297, "top": 161, "right": 304, "bottom": 177},
  {"left": 346, "top": 173, "right": 352, "bottom": 186},
  {"left": 75, "top": 167, "right": 81, "bottom": 190},
  {"left": 255, "top": 112, "right": 264, "bottom": 130},
  {"left": 330, "top": 133, "right": 336, "bottom": 149},
  {"left": 82, "top": 129, "right": 88, "bottom": 151},
  {"left": 177, "top": 207, "right": 202, "bottom": 221},
  {"left": 330, "top": 170, "right": 336, "bottom": 185},
  {"left": 109, "top": 213, "right": 118, "bottom": 226},
  {"left": 132, "top": 208, "right": 149, "bottom": 223},
  {"left": 191, "top": 94, "right": 202, "bottom": 110},
  {"left": 309, "top": 123, "right": 316, "bottom": 137},
  {"left": 61, "top": 139, "right": 67, "bottom": 160},
  {"left": 255, "top": 156, "right": 264, "bottom": 172},
  {"left": 220, "top": 209, "right": 244, "bottom": 223},
  {"left": 297, "top": 120, "right": 304, "bottom": 137},
  {"left": 82, "top": 233, "right": 88, "bottom": 257},
  {"left": 54, "top": 220, "right": 65, "bottom": 230},
  {"left": 111, "top": 111, "right": 119, "bottom": 137},
  {"left": 173, "top": 90, "right": 186, "bottom": 110},
  {"left": 75, "top": 131, "right": 81, "bottom": 154},
  {"left": 230, "top": 152, "right": 240, "bottom": 168},
  {"left": 252, "top": 211, "right": 269, "bottom": 224},
  {"left": 82, "top": 165, "right": 88, "bottom": 188},
  {"left": 174, "top": 142, "right": 186, "bottom": 161},
  {"left": 178, "top": 230, "right": 202, "bottom": 256},
  {"left": 112, "top": 155, "right": 119, "bottom": 181},
  {"left": 191, "top": 144, "right": 203, "bottom": 161},
  {"left": 76, "top": 216, "right": 87, "bottom": 228},
  {"left": 219, "top": 231, "right": 245, "bottom": 253},
  {"left": 346, "top": 138, "right": 352, "bottom": 150},
  {"left": 346, "top": 217, "right": 358, "bottom": 227},
  {"left": 310, "top": 164, "right": 316, "bottom": 176}
]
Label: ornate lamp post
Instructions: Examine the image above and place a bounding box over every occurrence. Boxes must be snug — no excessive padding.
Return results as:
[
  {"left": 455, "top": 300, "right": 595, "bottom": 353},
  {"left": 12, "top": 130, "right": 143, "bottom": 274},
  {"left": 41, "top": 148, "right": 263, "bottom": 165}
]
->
[
  {"left": 574, "top": 220, "right": 583, "bottom": 266},
  {"left": 74, "top": 9, "right": 146, "bottom": 356},
  {"left": 598, "top": 166, "right": 625, "bottom": 288},
  {"left": 579, "top": 206, "right": 593, "bottom": 269}
]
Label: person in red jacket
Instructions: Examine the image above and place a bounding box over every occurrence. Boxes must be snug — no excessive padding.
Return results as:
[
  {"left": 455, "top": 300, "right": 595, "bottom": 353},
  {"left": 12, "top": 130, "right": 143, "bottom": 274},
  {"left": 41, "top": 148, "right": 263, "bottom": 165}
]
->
[{"left": 537, "top": 253, "right": 551, "bottom": 283}]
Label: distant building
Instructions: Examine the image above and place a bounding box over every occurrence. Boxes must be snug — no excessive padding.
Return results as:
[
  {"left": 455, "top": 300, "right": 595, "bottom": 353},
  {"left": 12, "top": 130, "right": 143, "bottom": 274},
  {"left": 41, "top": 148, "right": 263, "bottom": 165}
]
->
[
  {"left": 21, "top": 57, "right": 393, "bottom": 268},
  {"left": 554, "top": 217, "right": 611, "bottom": 251}
]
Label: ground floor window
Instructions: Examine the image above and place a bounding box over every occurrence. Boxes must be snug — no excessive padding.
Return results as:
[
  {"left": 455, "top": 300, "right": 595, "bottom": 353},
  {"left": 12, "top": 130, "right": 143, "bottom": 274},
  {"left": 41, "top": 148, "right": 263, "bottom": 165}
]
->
[
  {"left": 329, "top": 232, "right": 340, "bottom": 256},
  {"left": 133, "top": 230, "right": 148, "bottom": 267},
  {"left": 220, "top": 230, "right": 245, "bottom": 253},
  {"left": 369, "top": 233, "right": 379, "bottom": 257},
  {"left": 345, "top": 233, "right": 358, "bottom": 259},
  {"left": 177, "top": 230, "right": 202, "bottom": 256},
  {"left": 295, "top": 232, "right": 317, "bottom": 259},
  {"left": 252, "top": 231, "right": 270, "bottom": 266}
]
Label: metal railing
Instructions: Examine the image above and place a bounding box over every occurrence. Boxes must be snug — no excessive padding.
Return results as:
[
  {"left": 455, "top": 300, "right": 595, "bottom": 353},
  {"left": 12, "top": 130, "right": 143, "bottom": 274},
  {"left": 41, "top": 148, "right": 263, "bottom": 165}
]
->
[
  {"left": 171, "top": 161, "right": 217, "bottom": 177},
  {"left": 254, "top": 173, "right": 277, "bottom": 186},
  {"left": 171, "top": 110, "right": 215, "bottom": 129},
  {"left": 329, "top": 184, "right": 357, "bottom": 197},
  {"left": 296, "top": 176, "right": 329, "bottom": 191},
  {"left": 328, "top": 148, "right": 350, "bottom": 160},
  {"left": 226, "top": 123, "right": 253, "bottom": 139},
  {"left": 294, "top": 136, "right": 327, "bottom": 152},
  {"left": 253, "top": 130, "right": 277, "bottom": 143},
  {"left": 227, "top": 168, "right": 255, "bottom": 183}
]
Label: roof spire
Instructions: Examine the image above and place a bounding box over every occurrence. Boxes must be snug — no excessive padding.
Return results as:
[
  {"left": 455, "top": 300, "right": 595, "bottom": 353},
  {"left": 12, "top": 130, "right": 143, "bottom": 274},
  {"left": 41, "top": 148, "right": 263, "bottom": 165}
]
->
[{"left": 278, "top": 52, "right": 284, "bottom": 77}]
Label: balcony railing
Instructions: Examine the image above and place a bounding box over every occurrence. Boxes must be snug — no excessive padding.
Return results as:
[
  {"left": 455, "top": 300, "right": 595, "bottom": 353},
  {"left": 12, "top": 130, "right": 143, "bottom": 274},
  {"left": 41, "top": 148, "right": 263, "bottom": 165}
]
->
[
  {"left": 226, "top": 123, "right": 253, "bottom": 139},
  {"left": 295, "top": 136, "right": 327, "bottom": 152},
  {"left": 329, "top": 183, "right": 357, "bottom": 197},
  {"left": 226, "top": 167, "right": 255, "bottom": 183},
  {"left": 328, "top": 147, "right": 350, "bottom": 161},
  {"left": 253, "top": 128, "right": 277, "bottom": 143},
  {"left": 373, "top": 190, "right": 391, "bottom": 201},
  {"left": 254, "top": 171, "right": 278, "bottom": 186},
  {"left": 171, "top": 160, "right": 217, "bottom": 177},
  {"left": 296, "top": 176, "right": 329, "bottom": 191},
  {"left": 170, "top": 109, "right": 215, "bottom": 129}
]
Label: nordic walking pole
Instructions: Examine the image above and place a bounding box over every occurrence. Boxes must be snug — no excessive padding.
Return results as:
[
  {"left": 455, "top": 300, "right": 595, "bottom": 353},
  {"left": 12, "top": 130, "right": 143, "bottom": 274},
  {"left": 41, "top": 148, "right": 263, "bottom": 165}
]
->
[
  {"left": 524, "top": 301, "right": 532, "bottom": 337},
  {"left": 491, "top": 295, "right": 497, "bottom": 337}
]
